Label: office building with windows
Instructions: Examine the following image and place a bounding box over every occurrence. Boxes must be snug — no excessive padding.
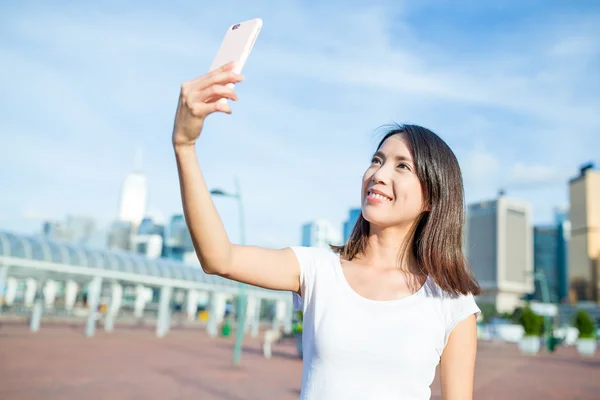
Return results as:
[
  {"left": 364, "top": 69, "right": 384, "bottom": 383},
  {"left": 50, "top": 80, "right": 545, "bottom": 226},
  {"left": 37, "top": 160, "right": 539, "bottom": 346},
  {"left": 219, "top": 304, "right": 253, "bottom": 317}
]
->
[
  {"left": 466, "top": 194, "right": 534, "bottom": 312},
  {"left": 568, "top": 163, "right": 600, "bottom": 303}
]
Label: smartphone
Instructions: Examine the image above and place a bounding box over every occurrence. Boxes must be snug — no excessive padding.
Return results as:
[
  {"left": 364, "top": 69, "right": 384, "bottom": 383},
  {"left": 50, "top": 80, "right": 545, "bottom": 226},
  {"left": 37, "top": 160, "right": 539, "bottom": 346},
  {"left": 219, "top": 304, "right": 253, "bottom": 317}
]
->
[{"left": 209, "top": 18, "right": 263, "bottom": 74}]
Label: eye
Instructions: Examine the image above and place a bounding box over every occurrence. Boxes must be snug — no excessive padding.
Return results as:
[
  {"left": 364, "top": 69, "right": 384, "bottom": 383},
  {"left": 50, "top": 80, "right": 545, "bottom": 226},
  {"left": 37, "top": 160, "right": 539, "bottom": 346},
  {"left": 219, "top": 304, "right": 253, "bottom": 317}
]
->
[
  {"left": 371, "top": 157, "right": 382, "bottom": 165},
  {"left": 398, "top": 162, "right": 411, "bottom": 171}
]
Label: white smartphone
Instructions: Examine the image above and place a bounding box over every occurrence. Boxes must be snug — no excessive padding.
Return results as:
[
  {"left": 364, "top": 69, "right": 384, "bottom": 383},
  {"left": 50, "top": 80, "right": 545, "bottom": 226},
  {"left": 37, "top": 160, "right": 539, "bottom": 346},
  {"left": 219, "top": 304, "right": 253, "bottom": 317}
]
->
[{"left": 209, "top": 18, "right": 263, "bottom": 74}]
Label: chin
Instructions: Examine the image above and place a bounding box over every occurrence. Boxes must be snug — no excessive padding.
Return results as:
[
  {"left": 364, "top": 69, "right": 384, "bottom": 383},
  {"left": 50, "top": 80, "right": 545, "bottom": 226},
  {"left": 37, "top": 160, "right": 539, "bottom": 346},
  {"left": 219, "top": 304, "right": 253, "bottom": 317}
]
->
[
  {"left": 363, "top": 204, "right": 418, "bottom": 231},
  {"left": 362, "top": 206, "right": 392, "bottom": 228}
]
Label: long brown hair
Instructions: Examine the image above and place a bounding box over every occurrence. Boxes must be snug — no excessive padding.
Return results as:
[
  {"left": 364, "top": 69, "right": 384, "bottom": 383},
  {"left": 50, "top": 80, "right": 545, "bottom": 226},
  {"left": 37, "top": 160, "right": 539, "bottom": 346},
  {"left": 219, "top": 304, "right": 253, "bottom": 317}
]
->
[{"left": 331, "top": 124, "right": 481, "bottom": 296}]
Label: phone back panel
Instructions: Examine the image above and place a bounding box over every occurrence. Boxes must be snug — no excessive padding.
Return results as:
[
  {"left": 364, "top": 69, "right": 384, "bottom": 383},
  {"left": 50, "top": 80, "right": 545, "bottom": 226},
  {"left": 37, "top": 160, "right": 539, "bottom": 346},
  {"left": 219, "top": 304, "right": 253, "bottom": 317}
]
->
[{"left": 209, "top": 18, "right": 263, "bottom": 73}]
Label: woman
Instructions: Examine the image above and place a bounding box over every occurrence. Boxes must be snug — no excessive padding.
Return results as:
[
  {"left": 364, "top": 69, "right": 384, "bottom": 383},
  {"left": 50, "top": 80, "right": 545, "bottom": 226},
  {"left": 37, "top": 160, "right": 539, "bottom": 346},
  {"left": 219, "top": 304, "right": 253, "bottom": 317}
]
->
[{"left": 172, "top": 62, "right": 481, "bottom": 400}]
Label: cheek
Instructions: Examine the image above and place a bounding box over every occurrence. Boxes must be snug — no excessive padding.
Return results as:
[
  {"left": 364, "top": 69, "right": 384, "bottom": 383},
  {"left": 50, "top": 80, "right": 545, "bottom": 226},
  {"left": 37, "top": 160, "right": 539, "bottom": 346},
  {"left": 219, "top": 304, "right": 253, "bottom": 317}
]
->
[
  {"left": 361, "top": 170, "right": 372, "bottom": 191},
  {"left": 397, "top": 178, "right": 424, "bottom": 207}
]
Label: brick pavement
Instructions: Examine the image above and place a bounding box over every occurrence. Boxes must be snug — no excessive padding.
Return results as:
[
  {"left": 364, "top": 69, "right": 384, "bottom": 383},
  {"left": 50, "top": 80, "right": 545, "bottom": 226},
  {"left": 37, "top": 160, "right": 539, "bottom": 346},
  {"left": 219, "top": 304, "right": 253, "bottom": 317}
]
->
[{"left": 0, "top": 321, "right": 598, "bottom": 399}]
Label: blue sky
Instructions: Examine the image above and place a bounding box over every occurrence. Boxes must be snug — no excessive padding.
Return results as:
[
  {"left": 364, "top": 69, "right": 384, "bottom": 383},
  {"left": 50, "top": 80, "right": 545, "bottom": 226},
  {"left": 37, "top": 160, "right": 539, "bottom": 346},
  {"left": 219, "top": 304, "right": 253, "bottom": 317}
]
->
[{"left": 1, "top": 0, "right": 599, "bottom": 249}]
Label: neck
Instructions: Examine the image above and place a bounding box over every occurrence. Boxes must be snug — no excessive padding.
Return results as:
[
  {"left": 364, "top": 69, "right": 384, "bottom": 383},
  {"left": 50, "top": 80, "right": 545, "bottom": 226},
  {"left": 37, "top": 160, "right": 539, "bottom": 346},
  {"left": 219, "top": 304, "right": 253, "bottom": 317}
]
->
[{"left": 356, "top": 223, "right": 422, "bottom": 275}]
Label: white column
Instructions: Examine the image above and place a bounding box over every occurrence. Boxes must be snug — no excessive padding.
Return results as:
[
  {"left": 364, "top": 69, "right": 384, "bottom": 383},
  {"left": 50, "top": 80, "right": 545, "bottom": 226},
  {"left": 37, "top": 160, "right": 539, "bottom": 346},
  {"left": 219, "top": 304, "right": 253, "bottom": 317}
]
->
[
  {"left": 109, "top": 283, "right": 123, "bottom": 316},
  {"left": 24, "top": 279, "right": 37, "bottom": 308},
  {"left": 30, "top": 298, "right": 43, "bottom": 332},
  {"left": 85, "top": 276, "right": 103, "bottom": 337},
  {"left": 186, "top": 290, "right": 198, "bottom": 322},
  {"left": 207, "top": 292, "right": 227, "bottom": 337},
  {"left": 134, "top": 284, "right": 150, "bottom": 319},
  {"left": 104, "top": 283, "right": 122, "bottom": 332},
  {"left": 156, "top": 286, "right": 172, "bottom": 338},
  {"left": 43, "top": 280, "right": 57, "bottom": 309},
  {"left": 4, "top": 277, "right": 18, "bottom": 307},
  {"left": 245, "top": 296, "right": 261, "bottom": 337},
  {"left": 273, "top": 299, "right": 287, "bottom": 330},
  {"left": 64, "top": 280, "right": 79, "bottom": 311},
  {"left": 30, "top": 282, "right": 44, "bottom": 332}
]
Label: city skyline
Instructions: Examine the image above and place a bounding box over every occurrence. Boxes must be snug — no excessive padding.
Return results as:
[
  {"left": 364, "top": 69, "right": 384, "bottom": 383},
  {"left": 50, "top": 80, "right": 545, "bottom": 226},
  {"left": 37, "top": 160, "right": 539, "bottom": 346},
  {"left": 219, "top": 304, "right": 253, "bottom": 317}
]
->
[{"left": 1, "top": 1, "right": 599, "bottom": 251}]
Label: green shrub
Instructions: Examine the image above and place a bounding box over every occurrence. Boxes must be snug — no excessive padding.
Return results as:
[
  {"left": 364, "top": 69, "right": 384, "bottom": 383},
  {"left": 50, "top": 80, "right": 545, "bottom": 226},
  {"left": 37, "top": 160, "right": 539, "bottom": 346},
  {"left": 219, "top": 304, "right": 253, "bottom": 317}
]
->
[
  {"left": 573, "top": 310, "right": 596, "bottom": 339},
  {"left": 292, "top": 310, "right": 303, "bottom": 335},
  {"left": 500, "top": 312, "right": 512, "bottom": 320},
  {"left": 537, "top": 315, "right": 546, "bottom": 336},
  {"left": 510, "top": 307, "right": 524, "bottom": 324},
  {"left": 478, "top": 302, "right": 498, "bottom": 324},
  {"left": 519, "top": 307, "right": 541, "bottom": 337}
]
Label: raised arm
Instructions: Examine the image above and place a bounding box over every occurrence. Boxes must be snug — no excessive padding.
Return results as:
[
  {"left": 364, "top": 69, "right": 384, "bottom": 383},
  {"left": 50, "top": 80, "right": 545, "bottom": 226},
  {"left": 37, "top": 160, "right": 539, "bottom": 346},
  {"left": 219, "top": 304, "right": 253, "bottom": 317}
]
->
[{"left": 172, "top": 62, "right": 300, "bottom": 293}]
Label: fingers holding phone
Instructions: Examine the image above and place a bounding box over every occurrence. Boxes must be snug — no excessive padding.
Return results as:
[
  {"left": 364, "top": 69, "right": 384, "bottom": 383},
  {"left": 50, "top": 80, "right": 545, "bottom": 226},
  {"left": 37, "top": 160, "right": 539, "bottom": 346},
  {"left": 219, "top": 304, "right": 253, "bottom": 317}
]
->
[
  {"left": 172, "top": 18, "right": 262, "bottom": 148},
  {"left": 172, "top": 63, "right": 243, "bottom": 147},
  {"left": 191, "top": 63, "right": 244, "bottom": 113}
]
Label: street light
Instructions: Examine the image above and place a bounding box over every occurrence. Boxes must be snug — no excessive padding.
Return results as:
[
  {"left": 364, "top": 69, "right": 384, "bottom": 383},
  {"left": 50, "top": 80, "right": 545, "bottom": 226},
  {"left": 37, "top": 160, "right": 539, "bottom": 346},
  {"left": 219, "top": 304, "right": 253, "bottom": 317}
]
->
[{"left": 210, "top": 177, "right": 247, "bottom": 366}]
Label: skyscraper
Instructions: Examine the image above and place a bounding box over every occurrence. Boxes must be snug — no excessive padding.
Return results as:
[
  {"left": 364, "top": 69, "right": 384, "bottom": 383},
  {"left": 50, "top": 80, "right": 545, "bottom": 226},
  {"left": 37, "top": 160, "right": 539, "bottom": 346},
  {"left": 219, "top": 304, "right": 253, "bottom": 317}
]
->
[
  {"left": 118, "top": 149, "right": 147, "bottom": 227},
  {"left": 568, "top": 163, "right": 600, "bottom": 303},
  {"left": 106, "top": 220, "right": 133, "bottom": 251},
  {"left": 164, "top": 214, "right": 195, "bottom": 262},
  {"left": 466, "top": 194, "right": 534, "bottom": 312},
  {"left": 132, "top": 216, "right": 165, "bottom": 259},
  {"left": 533, "top": 215, "right": 570, "bottom": 304},
  {"left": 42, "top": 215, "right": 99, "bottom": 246},
  {"left": 301, "top": 219, "right": 342, "bottom": 249},
  {"left": 343, "top": 208, "right": 362, "bottom": 242},
  {"left": 555, "top": 208, "right": 570, "bottom": 303}
]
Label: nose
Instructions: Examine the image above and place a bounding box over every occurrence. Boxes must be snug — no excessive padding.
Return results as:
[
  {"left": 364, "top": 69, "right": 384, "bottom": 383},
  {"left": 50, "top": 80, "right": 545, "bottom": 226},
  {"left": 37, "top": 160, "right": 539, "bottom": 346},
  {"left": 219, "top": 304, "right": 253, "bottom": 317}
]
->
[{"left": 371, "top": 163, "right": 392, "bottom": 185}]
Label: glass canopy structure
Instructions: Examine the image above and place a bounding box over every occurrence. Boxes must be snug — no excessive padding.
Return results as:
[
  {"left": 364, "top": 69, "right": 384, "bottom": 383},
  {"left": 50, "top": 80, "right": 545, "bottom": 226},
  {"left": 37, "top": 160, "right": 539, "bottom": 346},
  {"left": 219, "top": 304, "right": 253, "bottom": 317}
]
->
[{"left": 0, "top": 230, "right": 289, "bottom": 300}]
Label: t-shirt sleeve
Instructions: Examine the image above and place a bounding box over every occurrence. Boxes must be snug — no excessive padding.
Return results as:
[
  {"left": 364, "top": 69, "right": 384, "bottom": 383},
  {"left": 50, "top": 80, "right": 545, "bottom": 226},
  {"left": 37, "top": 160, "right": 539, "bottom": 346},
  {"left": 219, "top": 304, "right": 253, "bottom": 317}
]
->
[
  {"left": 290, "top": 246, "right": 320, "bottom": 312},
  {"left": 443, "top": 293, "right": 481, "bottom": 346}
]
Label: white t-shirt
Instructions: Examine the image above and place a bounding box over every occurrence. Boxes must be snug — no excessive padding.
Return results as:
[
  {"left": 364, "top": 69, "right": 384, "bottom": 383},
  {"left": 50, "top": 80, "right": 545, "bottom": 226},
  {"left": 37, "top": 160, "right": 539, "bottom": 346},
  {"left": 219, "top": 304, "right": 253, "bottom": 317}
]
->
[{"left": 291, "top": 246, "right": 480, "bottom": 400}]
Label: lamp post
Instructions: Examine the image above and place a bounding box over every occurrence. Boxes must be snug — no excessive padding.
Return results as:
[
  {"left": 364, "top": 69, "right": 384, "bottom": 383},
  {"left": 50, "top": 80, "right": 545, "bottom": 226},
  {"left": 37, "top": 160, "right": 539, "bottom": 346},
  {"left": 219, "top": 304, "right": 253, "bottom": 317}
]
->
[{"left": 210, "top": 177, "right": 247, "bottom": 366}]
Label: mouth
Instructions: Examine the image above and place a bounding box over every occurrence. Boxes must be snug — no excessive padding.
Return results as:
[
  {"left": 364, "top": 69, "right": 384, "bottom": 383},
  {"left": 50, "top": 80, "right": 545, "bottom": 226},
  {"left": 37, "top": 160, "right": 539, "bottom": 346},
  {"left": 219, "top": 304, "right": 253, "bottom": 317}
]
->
[{"left": 366, "top": 188, "right": 393, "bottom": 202}]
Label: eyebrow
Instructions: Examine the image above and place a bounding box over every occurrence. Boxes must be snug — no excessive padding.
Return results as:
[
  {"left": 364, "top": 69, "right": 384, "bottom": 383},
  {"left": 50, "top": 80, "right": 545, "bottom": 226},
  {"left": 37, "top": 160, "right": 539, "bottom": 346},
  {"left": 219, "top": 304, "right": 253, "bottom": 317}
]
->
[{"left": 373, "top": 151, "right": 414, "bottom": 165}]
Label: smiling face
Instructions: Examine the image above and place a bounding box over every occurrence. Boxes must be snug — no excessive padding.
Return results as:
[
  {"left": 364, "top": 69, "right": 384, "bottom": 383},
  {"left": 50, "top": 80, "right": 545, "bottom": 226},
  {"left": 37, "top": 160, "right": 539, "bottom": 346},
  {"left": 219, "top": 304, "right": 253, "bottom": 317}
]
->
[{"left": 361, "top": 134, "right": 426, "bottom": 230}]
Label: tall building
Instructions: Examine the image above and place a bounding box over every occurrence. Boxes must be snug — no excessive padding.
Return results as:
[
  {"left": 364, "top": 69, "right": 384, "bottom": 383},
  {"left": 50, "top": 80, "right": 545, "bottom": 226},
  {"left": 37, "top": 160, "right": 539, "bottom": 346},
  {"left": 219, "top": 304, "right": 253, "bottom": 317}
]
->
[
  {"left": 568, "top": 163, "right": 600, "bottom": 303},
  {"left": 164, "top": 214, "right": 195, "bottom": 262},
  {"left": 555, "top": 208, "right": 570, "bottom": 302},
  {"left": 343, "top": 208, "right": 362, "bottom": 242},
  {"left": 533, "top": 226, "right": 559, "bottom": 302},
  {"left": 132, "top": 215, "right": 165, "bottom": 259},
  {"left": 42, "top": 215, "right": 98, "bottom": 246},
  {"left": 118, "top": 149, "right": 147, "bottom": 227},
  {"left": 466, "top": 194, "right": 534, "bottom": 312},
  {"left": 301, "top": 219, "right": 342, "bottom": 249},
  {"left": 107, "top": 220, "right": 134, "bottom": 251},
  {"left": 42, "top": 220, "right": 72, "bottom": 241},
  {"left": 533, "top": 209, "right": 569, "bottom": 304}
]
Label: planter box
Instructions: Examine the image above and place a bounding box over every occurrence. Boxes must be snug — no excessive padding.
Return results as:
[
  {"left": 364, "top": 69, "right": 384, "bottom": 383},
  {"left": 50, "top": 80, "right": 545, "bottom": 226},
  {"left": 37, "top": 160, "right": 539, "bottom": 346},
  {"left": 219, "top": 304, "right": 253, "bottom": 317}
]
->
[
  {"left": 576, "top": 338, "right": 597, "bottom": 356},
  {"left": 518, "top": 336, "right": 541, "bottom": 355}
]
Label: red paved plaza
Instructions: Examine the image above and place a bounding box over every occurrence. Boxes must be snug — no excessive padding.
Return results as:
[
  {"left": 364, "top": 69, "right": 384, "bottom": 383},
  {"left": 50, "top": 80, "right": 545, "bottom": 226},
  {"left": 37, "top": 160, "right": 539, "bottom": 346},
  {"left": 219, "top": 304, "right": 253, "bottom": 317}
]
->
[{"left": 0, "top": 321, "right": 598, "bottom": 399}]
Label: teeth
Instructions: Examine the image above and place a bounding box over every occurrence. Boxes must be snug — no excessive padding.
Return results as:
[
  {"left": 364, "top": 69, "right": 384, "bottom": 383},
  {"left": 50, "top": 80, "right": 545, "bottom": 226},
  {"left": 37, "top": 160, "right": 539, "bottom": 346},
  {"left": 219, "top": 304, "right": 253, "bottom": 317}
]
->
[{"left": 370, "top": 192, "right": 391, "bottom": 201}]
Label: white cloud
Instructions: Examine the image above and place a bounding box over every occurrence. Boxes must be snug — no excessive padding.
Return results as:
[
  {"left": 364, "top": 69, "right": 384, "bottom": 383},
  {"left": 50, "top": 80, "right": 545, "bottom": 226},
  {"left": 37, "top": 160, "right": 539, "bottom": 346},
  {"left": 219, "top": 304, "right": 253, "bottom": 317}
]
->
[
  {"left": 460, "top": 145, "right": 500, "bottom": 186},
  {"left": 508, "top": 162, "right": 568, "bottom": 187},
  {"left": 550, "top": 36, "right": 598, "bottom": 57},
  {"left": 21, "top": 206, "right": 54, "bottom": 222},
  {"left": 1, "top": 0, "right": 599, "bottom": 242}
]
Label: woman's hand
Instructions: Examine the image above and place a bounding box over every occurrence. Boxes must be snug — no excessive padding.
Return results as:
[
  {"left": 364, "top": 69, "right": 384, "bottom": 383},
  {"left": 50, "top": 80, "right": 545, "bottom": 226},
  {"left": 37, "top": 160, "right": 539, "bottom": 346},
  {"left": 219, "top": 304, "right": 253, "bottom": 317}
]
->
[{"left": 172, "top": 62, "right": 244, "bottom": 148}]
